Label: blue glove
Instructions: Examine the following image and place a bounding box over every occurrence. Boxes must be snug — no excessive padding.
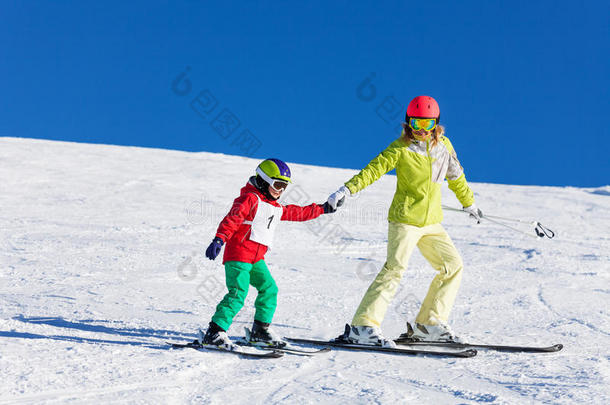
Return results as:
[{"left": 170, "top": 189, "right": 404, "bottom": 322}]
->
[{"left": 205, "top": 237, "right": 224, "bottom": 260}]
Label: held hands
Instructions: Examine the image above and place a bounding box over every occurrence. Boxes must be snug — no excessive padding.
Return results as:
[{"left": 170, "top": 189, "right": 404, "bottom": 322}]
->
[
  {"left": 323, "top": 197, "right": 345, "bottom": 214},
  {"left": 205, "top": 237, "right": 224, "bottom": 260},
  {"left": 463, "top": 204, "right": 483, "bottom": 224},
  {"left": 327, "top": 185, "right": 351, "bottom": 211}
]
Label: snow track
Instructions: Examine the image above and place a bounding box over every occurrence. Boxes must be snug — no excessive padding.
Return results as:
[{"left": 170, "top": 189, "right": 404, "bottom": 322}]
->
[{"left": 1, "top": 137, "right": 609, "bottom": 404}]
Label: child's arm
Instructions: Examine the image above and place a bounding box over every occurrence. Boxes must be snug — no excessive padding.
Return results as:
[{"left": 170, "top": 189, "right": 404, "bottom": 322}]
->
[
  {"left": 215, "top": 194, "right": 258, "bottom": 241},
  {"left": 280, "top": 203, "right": 325, "bottom": 222}
]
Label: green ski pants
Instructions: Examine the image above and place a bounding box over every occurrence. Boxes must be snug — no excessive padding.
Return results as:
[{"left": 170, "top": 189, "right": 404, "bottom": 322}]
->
[{"left": 211, "top": 260, "right": 278, "bottom": 331}]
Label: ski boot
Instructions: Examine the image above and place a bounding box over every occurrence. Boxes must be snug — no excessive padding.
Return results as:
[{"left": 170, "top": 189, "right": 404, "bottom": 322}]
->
[
  {"left": 197, "top": 322, "right": 240, "bottom": 351},
  {"left": 334, "top": 324, "right": 396, "bottom": 348},
  {"left": 247, "top": 320, "right": 287, "bottom": 348},
  {"left": 399, "top": 321, "right": 465, "bottom": 343}
]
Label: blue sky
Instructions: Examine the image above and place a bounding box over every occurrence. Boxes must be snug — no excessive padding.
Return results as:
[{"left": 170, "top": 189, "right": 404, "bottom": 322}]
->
[{"left": 2, "top": 1, "right": 608, "bottom": 187}]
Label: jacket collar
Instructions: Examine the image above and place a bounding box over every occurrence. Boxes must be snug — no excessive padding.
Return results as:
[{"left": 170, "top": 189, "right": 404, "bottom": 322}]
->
[{"left": 242, "top": 177, "right": 280, "bottom": 205}]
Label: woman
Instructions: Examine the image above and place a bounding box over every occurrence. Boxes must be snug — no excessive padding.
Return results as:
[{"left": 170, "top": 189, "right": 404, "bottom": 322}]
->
[{"left": 327, "top": 95, "right": 482, "bottom": 347}]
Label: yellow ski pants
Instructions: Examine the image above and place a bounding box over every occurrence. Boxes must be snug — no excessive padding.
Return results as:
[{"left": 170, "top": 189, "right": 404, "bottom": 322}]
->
[{"left": 352, "top": 222, "right": 463, "bottom": 327}]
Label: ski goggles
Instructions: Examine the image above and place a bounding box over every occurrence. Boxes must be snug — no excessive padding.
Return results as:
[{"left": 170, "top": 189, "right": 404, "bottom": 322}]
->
[
  {"left": 408, "top": 118, "right": 437, "bottom": 131},
  {"left": 256, "top": 167, "right": 290, "bottom": 192},
  {"left": 269, "top": 179, "right": 289, "bottom": 192}
]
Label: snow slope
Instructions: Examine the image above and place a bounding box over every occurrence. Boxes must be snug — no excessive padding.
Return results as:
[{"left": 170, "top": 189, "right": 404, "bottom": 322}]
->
[{"left": 1, "top": 137, "right": 609, "bottom": 404}]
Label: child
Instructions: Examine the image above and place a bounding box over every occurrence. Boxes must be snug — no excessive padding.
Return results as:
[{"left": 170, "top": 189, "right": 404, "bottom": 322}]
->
[{"left": 199, "top": 158, "right": 341, "bottom": 350}]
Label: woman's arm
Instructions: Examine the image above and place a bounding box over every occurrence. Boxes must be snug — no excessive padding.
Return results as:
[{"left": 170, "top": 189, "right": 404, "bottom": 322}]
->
[{"left": 344, "top": 138, "right": 405, "bottom": 194}]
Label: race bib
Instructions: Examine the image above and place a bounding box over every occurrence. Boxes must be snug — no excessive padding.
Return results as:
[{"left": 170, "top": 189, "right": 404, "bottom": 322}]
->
[{"left": 245, "top": 194, "right": 283, "bottom": 248}]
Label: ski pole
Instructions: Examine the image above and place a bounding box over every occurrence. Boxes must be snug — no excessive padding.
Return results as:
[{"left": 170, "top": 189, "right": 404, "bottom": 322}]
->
[
  {"left": 442, "top": 205, "right": 555, "bottom": 239},
  {"left": 480, "top": 216, "right": 538, "bottom": 239},
  {"left": 482, "top": 213, "right": 555, "bottom": 238}
]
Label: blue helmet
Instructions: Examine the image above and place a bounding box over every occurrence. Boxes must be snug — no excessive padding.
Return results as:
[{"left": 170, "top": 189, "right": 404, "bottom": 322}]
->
[{"left": 256, "top": 158, "right": 291, "bottom": 183}]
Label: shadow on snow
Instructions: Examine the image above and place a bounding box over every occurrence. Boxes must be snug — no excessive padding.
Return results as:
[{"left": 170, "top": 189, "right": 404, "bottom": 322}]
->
[{"left": 3, "top": 315, "right": 196, "bottom": 350}]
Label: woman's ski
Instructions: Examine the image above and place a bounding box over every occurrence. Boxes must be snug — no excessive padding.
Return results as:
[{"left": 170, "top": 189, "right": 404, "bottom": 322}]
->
[
  {"left": 284, "top": 337, "right": 477, "bottom": 358},
  {"left": 394, "top": 339, "right": 563, "bottom": 353}
]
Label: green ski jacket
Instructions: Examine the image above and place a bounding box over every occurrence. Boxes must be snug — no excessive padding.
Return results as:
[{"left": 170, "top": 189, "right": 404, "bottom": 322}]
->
[{"left": 345, "top": 134, "right": 474, "bottom": 227}]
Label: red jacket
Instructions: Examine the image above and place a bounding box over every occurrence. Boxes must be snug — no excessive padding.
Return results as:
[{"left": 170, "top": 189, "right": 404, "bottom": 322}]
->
[{"left": 215, "top": 180, "right": 325, "bottom": 264}]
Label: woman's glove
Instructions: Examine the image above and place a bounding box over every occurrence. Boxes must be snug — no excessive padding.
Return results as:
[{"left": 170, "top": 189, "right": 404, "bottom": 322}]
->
[
  {"left": 327, "top": 185, "right": 351, "bottom": 210},
  {"left": 205, "top": 237, "right": 224, "bottom": 260},
  {"left": 463, "top": 204, "right": 483, "bottom": 224},
  {"left": 322, "top": 197, "right": 345, "bottom": 214}
]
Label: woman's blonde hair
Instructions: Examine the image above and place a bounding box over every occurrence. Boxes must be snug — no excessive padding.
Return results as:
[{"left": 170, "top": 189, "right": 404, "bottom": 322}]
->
[{"left": 401, "top": 121, "right": 445, "bottom": 147}]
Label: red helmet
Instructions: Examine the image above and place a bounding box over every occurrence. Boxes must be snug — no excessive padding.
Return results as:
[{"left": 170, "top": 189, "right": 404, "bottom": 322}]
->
[{"left": 406, "top": 95, "right": 440, "bottom": 121}]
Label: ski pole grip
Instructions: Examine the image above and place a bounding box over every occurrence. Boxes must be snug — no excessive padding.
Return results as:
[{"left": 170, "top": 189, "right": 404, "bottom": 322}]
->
[{"left": 535, "top": 222, "right": 555, "bottom": 239}]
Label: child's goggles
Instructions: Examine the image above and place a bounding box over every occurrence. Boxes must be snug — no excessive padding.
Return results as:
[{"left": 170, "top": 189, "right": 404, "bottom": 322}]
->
[
  {"left": 409, "top": 118, "right": 437, "bottom": 131},
  {"left": 256, "top": 167, "right": 290, "bottom": 192},
  {"left": 269, "top": 179, "right": 289, "bottom": 192}
]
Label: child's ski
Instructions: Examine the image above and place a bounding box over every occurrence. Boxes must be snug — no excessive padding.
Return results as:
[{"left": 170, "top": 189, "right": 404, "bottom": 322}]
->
[
  {"left": 168, "top": 341, "right": 284, "bottom": 359},
  {"left": 240, "top": 342, "right": 331, "bottom": 356},
  {"left": 235, "top": 339, "right": 331, "bottom": 356},
  {"left": 239, "top": 327, "right": 331, "bottom": 356},
  {"left": 284, "top": 337, "right": 477, "bottom": 358}
]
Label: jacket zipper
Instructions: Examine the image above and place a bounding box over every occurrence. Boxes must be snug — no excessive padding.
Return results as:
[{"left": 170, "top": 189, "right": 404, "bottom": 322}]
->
[
  {"left": 240, "top": 194, "right": 258, "bottom": 243},
  {"left": 424, "top": 140, "right": 432, "bottom": 226}
]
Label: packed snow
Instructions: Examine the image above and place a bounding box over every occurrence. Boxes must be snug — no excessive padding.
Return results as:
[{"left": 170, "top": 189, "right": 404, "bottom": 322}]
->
[{"left": 1, "top": 137, "right": 609, "bottom": 404}]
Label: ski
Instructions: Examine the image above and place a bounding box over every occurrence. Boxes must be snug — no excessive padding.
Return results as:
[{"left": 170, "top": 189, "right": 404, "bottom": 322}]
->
[
  {"left": 284, "top": 337, "right": 477, "bottom": 358},
  {"left": 168, "top": 341, "right": 284, "bottom": 359},
  {"left": 266, "top": 345, "right": 331, "bottom": 356},
  {"left": 236, "top": 340, "right": 331, "bottom": 356},
  {"left": 394, "top": 339, "right": 563, "bottom": 353},
  {"left": 239, "top": 327, "right": 331, "bottom": 356}
]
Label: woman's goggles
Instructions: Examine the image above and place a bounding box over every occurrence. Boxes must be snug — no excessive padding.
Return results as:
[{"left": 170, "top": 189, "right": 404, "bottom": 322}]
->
[{"left": 409, "top": 118, "right": 437, "bottom": 131}]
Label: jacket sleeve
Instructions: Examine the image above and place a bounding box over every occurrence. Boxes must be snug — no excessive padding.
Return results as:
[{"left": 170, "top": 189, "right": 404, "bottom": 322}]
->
[
  {"left": 215, "top": 194, "right": 257, "bottom": 242},
  {"left": 344, "top": 138, "right": 405, "bottom": 194},
  {"left": 441, "top": 137, "right": 475, "bottom": 207},
  {"left": 280, "top": 203, "right": 324, "bottom": 222}
]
